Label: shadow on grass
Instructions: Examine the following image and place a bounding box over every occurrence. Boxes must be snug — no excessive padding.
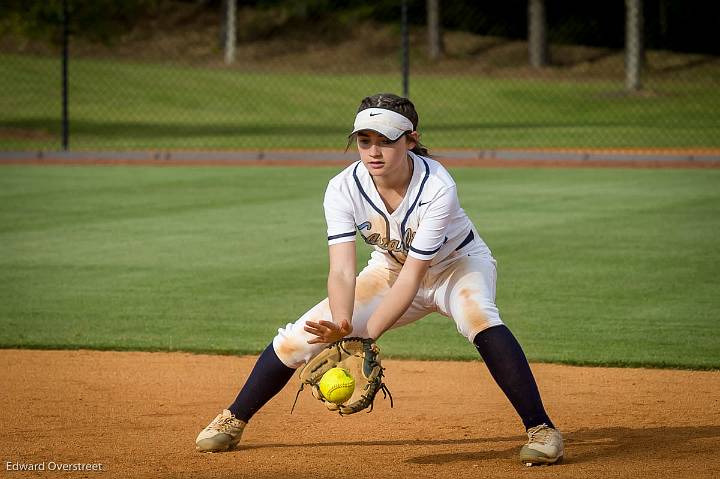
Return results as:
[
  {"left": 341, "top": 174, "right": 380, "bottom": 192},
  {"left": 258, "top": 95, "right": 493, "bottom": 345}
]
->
[
  {"left": 651, "top": 55, "right": 720, "bottom": 74},
  {"left": 1, "top": 117, "right": 651, "bottom": 139},
  {"left": 550, "top": 49, "right": 617, "bottom": 68},
  {"left": 3, "top": 117, "right": 715, "bottom": 148},
  {"left": 0, "top": 118, "right": 350, "bottom": 140}
]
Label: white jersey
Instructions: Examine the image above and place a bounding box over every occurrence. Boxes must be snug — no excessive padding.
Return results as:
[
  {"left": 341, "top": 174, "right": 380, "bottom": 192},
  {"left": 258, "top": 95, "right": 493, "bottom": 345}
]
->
[{"left": 323, "top": 151, "right": 491, "bottom": 269}]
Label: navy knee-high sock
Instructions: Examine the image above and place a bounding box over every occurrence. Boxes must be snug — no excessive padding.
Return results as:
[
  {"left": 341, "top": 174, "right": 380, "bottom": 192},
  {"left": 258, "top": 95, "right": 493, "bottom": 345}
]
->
[
  {"left": 228, "top": 343, "right": 295, "bottom": 423},
  {"left": 473, "top": 325, "right": 554, "bottom": 430}
]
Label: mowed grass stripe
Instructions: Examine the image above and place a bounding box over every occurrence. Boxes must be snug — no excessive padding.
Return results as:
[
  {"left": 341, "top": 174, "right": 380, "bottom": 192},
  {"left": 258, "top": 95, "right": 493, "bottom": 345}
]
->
[{"left": 0, "top": 165, "right": 718, "bottom": 369}]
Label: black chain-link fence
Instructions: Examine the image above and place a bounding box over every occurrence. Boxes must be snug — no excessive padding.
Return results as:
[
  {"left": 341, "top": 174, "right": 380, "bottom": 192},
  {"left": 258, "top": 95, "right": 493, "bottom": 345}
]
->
[{"left": 1, "top": 0, "right": 718, "bottom": 152}]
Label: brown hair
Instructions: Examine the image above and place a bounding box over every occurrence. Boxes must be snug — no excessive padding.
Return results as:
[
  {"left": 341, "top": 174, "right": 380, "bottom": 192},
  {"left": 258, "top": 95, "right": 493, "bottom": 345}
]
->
[{"left": 353, "top": 93, "right": 430, "bottom": 157}]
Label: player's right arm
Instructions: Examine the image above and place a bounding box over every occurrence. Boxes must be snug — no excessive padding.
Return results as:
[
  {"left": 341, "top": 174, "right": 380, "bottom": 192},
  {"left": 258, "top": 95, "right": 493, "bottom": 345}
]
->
[
  {"left": 327, "top": 241, "right": 356, "bottom": 328},
  {"left": 305, "top": 242, "right": 355, "bottom": 343},
  {"left": 305, "top": 181, "right": 357, "bottom": 344}
]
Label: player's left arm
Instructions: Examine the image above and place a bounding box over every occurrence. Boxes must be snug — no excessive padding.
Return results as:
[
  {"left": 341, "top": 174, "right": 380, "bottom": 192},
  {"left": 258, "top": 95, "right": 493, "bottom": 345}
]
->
[
  {"left": 366, "top": 185, "right": 458, "bottom": 339},
  {"left": 308, "top": 256, "right": 430, "bottom": 342},
  {"left": 365, "top": 256, "right": 430, "bottom": 339}
]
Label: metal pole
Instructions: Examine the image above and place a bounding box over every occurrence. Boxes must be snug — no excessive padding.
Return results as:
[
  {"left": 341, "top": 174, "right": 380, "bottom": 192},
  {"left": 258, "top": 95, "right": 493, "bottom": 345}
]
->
[
  {"left": 61, "top": 0, "right": 69, "bottom": 150},
  {"left": 401, "top": 0, "right": 409, "bottom": 97}
]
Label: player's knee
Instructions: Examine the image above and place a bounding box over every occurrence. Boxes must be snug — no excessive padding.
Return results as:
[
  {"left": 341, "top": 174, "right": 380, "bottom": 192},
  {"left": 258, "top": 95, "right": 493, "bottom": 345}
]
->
[
  {"left": 272, "top": 325, "right": 323, "bottom": 369},
  {"left": 454, "top": 303, "right": 503, "bottom": 343}
]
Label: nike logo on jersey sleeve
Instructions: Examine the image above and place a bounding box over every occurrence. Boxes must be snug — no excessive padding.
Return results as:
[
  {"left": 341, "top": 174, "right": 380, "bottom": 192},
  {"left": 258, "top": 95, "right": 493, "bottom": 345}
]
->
[{"left": 418, "top": 200, "right": 430, "bottom": 207}]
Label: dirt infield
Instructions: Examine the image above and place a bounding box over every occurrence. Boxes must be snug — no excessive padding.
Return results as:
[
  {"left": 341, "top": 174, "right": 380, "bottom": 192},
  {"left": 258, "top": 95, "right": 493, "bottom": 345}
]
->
[{"left": 2, "top": 350, "right": 719, "bottom": 479}]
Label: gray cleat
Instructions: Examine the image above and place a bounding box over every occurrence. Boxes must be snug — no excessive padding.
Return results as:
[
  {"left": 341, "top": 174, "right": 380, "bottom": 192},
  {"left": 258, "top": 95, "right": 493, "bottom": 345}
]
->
[
  {"left": 195, "top": 409, "right": 246, "bottom": 453},
  {"left": 519, "top": 423, "right": 564, "bottom": 466}
]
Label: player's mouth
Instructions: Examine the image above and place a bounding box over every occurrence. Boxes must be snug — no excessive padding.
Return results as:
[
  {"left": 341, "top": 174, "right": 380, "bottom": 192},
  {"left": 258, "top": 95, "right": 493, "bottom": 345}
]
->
[{"left": 367, "top": 160, "right": 385, "bottom": 170}]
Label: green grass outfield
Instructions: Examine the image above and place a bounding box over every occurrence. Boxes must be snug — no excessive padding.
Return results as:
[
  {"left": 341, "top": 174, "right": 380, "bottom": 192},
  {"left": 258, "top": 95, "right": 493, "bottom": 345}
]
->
[
  {"left": 1, "top": 164, "right": 719, "bottom": 369},
  {"left": 2, "top": 53, "right": 719, "bottom": 150}
]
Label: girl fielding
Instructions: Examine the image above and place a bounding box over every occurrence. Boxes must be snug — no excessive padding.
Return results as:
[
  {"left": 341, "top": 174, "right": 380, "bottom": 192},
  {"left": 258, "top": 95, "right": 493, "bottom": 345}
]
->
[{"left": 196, "top": 93, "right": 564, "bottom": 466}]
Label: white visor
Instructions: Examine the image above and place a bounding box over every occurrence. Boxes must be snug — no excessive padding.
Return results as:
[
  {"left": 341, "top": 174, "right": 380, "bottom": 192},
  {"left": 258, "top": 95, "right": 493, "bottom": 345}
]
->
[{"left": 349, "top": 108, "right": 414, "bottom": 141}]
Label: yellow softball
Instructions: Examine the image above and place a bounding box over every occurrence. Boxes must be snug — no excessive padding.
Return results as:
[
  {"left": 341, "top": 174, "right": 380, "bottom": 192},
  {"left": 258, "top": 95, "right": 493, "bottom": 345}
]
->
[{"left": 319, "top": 367, "right": 355, "bottom": 404}]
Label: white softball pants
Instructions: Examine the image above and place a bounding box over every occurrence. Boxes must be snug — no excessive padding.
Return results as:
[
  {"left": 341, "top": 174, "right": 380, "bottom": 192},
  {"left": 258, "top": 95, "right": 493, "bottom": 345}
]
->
[{"left": 273, "top": 253, "right": 504, "bottom": 368}]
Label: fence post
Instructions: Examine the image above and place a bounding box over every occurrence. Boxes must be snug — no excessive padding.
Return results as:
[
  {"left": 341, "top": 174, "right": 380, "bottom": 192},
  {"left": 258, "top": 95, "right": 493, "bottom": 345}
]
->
[
  {"left": 528, "top": 0, "right": 549, "bottom": 68},
  {"left": 427, "top": 0, "right": 443, "bottom": 60},
  {"left": 625, "top": 0, "right": 644, "bottom": 91},
  {"left": 61, "top": 0, "right": 69, "bottom": 150},
  {"left": 401, "top": 0, "right": 409, "bottom": 97},
  {"left": 224, "top": 0, "right": 236, "bottom": 65}
]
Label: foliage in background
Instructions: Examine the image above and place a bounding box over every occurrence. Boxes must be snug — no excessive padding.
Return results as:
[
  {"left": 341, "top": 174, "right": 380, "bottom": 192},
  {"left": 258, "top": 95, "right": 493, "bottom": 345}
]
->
[
  {"left": 0, "top": 0, "right": 157, "bottom": 45},
  {"left": 1, "top": 0, "right": 718, "bottom": 54},
  {"left": 2, "top": 1, "right": 717, "bottom": 150},
  {"left": 233, "top": 0, "right": 720, "bottom": 54}
]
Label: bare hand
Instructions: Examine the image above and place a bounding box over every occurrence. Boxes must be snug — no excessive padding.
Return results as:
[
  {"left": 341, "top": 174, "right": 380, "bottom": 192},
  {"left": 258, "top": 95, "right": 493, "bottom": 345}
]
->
[{"left": 304, "top": 319, "right": 353, "bottom": 344}]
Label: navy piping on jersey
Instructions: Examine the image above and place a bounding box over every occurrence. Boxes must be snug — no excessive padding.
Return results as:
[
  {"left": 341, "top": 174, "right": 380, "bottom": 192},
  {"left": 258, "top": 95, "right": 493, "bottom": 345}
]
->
[
  {"left": 454, "top": 230, "right": 475, "bottom": 251},
  {"left": 409, "top": 244, "right": 443, "bottom": 256},
  {"left": 400, "top": 157, "right": 431, "bottom": 251},
  {"left": 410, "top": 235, "right": 447, "bottom": 256},
  {"left": 328, "top": 231, "right": 356, "bottom": 241},
  {"left": 352, "top": 162, "right": 403, "bottom": 265}
]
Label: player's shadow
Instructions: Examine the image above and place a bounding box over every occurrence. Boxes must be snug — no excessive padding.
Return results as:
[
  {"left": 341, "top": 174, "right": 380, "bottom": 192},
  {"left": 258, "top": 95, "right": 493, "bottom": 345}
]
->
[
  {"left": 403, "top": 425, "right": 720, "bottom": 465},
  {"left": 243, "top": 425, "right": 720, "bottom": 466}
]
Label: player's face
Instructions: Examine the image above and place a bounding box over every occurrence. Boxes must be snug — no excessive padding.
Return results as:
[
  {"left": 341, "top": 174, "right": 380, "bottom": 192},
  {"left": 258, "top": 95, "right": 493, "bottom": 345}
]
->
[{"left": 356, "top": 130, "right": 418, "bottom": 179}]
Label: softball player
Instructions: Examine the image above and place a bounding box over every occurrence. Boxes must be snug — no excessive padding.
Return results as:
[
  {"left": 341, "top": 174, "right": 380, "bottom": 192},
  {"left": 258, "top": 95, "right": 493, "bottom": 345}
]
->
[{"left": 196, "top": 93, "right": 564, "bottom": 466}]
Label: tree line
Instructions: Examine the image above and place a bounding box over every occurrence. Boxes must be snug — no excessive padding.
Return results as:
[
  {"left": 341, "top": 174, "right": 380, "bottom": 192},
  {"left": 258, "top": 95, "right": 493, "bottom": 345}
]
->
[{"left": 1, "top": 0, "right": 717, "bottom": 56}]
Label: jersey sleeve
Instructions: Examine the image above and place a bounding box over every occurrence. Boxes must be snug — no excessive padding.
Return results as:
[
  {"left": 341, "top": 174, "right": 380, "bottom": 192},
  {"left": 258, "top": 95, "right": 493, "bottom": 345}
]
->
[
  {"left": 408, "top": 186, "right": 458, "bottom": 260},
  {"left": 324, "top": 183, "right": 356, "bottom": 245}
]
